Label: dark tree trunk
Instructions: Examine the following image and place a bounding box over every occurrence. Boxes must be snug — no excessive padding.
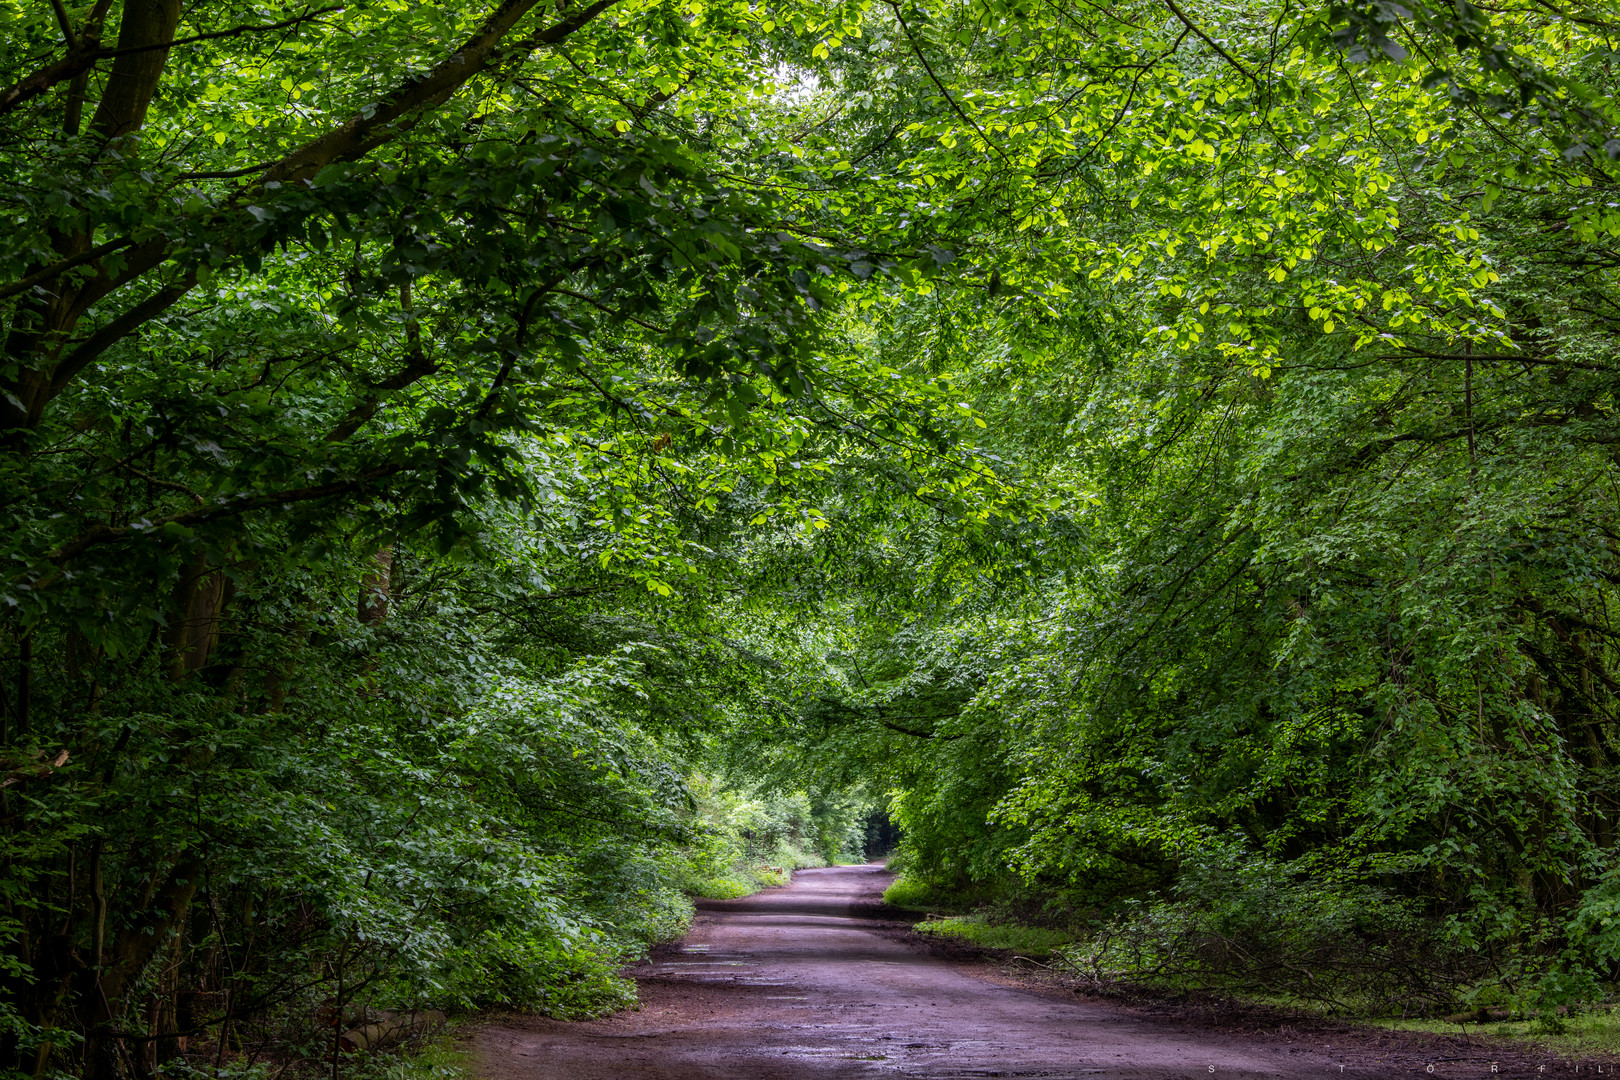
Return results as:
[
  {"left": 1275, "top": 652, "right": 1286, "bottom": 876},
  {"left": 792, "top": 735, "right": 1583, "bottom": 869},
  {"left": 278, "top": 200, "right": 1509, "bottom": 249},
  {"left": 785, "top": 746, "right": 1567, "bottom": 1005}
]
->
[
  {"left": 80, "top": 857, "right": 202, "bottom": 1080},
  {"left": 89, "top": 0, "right": 181, "bottom": 140},
  {"left": 358, "top": 548, "right": 394, "bottom": 625},
  {"left": 0, "top": 0, "right": 181, "bottom": 441},
  {"left": 15, "top": 634, "right": 29, "bottom": 740},
  {"left": 163, "top": 558, "right": 226, "bottom": 680}
]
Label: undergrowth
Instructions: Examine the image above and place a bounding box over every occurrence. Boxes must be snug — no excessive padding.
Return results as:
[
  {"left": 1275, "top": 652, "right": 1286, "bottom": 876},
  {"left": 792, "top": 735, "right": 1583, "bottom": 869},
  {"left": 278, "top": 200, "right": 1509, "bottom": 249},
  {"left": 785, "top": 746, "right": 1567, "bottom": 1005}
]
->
[
  {"left": 912, "top": 915, "right": 1073, "bottom": 957},
  {"left": 381, "top": 1034, "right": 472, "bottom": 1080},
  {"left": 1384, "top": 1012, "right": 1620, "bottom": 1060},
  {"left": 669, "top": 778, "right": 869, "bottom": 900},
  {"left": 881, "top": 872, "right": 976, "bottom": 913}
]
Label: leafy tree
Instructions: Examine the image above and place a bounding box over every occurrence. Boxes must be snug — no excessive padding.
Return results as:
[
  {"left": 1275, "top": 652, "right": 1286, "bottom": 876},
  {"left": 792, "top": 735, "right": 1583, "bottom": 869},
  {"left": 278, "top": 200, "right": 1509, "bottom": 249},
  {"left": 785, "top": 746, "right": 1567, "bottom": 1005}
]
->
[
  {"left": 725, "top": 0, "right": 1620, "bottom": 1012},
  {"left": 0, "top": 0, "right": 1000, "bottom": 1072},
  {"left": 9, "top": 0, "right": 1620, "bottom": 1068}
]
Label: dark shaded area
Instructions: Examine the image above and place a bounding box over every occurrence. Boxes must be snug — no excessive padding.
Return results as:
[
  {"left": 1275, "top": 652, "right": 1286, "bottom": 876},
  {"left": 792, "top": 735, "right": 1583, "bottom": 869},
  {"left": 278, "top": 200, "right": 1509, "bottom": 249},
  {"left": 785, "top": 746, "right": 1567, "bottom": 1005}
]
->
[{"left": 861, "top": 809, "right": 900, "bottom": 860}]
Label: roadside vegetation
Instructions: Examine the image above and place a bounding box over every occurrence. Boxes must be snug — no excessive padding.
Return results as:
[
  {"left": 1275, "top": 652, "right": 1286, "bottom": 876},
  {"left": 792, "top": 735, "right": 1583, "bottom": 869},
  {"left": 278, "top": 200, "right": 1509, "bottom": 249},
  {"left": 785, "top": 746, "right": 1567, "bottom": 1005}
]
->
[
  {"left": 1385, "top": 1013, "right": 1620, "bottom": 1061},
  {"left": 674, "top": 779, "right": 870, "bottom": 899},
  {"left": 4, "top": 0, "right": 1620, "bottom": 1076},
  {"left": 911, "top": 915, "right": 1071, "bottom": 960}
]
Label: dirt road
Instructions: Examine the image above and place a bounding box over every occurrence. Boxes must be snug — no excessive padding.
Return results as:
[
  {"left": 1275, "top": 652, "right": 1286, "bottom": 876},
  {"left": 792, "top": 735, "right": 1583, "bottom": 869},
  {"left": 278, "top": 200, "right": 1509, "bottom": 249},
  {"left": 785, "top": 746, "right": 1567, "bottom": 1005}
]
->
[{"left": 476, "top": 864, "right": 1442, "bottom": 1078}]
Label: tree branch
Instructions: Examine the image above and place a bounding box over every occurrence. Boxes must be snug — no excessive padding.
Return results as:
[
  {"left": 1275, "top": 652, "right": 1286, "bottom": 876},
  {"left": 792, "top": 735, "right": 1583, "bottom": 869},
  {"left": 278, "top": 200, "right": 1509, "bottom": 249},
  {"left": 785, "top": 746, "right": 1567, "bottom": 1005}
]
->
[
  {"left": 0, "top": 5, "right": 338, "bottom": 118},
  {"left": 8, "top": 0, "right": 621, "bottom": 425},
  {"left": 814, "top": 694, "right": 964, "bottom": 739},
  {"left": 49, "top": 0, "right": 78, "bottom": 48},
  {"left": 884, "top": 0, "right": 1012, "bottom": 167},
  {"left": 0, "top": 238, "right": 136, "bottom": 302},
  {"left": 552, "top": 288, "right": 664, "bottom": 332},
  {"left": 0, "top": 40, "right": 103, "bottom": 117},
  {"left": 43, "top": 464, "right": 406, "bottom": 564},
  {"left": 259, "top": 0, "right": 619, "bottom": 188},
  {"left": 99, "top": 6, "right": 341, "bottom": 58},
  {"left": 48, "top": 277, "right": 196, "bottom": 401},
  {"left": 1161, "top": 0, "right": 1262, "bottom": 94}
]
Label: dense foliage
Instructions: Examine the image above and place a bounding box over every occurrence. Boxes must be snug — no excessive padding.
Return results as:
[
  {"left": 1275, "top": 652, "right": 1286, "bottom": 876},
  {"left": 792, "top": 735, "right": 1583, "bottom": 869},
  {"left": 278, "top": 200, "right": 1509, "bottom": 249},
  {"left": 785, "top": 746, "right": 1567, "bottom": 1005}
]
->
[
  {"left": 722, "top": 0, "right": 1620, "bottom": 1016},
  {"left": 5, "top": 0, "right": 1620, "bottom": 1074},
  {"left": 0, "top": 0, "right": 909, "bottom": 1073},
  {"left": 774, "top": 0, "right": 1620, "bottom": 1023}
]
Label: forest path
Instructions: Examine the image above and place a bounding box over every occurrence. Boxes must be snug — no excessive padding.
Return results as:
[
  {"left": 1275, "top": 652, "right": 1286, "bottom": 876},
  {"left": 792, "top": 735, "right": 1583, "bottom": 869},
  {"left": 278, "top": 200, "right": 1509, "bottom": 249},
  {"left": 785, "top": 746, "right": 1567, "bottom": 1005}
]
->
[{"left": 472, "top": 863, "right": 1379, "bottom": 1079}]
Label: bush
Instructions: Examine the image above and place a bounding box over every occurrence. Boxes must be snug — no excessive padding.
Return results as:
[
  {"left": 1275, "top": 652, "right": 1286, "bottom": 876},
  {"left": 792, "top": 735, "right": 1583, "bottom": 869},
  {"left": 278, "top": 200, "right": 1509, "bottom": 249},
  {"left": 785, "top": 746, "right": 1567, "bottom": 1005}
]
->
[
  {"left": 1063, "top": 850, "right": 1476, "bottom": 1016},
  {"left": 436, "top": 932, "right": 637, "bottom": 1019},
  {"left": 882, "top": 872, "right": 975, "bottom": 913}
]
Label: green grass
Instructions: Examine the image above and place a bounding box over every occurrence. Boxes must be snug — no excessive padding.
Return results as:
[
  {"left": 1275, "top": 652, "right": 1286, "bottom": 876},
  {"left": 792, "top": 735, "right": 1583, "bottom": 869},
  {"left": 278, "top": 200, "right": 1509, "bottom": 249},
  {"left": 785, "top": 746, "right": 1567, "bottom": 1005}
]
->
[
  {"left": 882, "top": 874, "right": 1073, "bottom": 955},
  {"left": 347, "top": 1029, "right": 476, "bottom": 1080},
  {"left": 687, "top": 875, "right": 756, "bottom": 899},
  {"left": 1382, "top": 1010, "right": 1620, "bottom": 1059},
  {"left": 684, "top": 861, "right": 800, "bottom": 899},
  {"left": 885, "top": 884, "right": 1620, "bottom": 1065},
  {"left": 405, "top": 1034, "right": 475, "bottom": 1080},
  {"left": 912, "top": 914, "right": 1075, "bottom": 958},
  {"left": 881, "top": 873, "right": 973, "bottom": 913}
]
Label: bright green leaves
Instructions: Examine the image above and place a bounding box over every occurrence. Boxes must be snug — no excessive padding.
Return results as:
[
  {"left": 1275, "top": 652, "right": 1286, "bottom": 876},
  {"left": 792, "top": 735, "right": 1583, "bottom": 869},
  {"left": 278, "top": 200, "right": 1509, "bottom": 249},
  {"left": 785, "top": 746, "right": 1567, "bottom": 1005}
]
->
[
  {"left": 1324, "top": 0, "right": 1620, "bottom": 165},
  {"left": 698, "top": 0, "right": 1620, "bottom": 1006},
  {"left": 863, "top": 0, "right": 1594, "bottom": 383}
]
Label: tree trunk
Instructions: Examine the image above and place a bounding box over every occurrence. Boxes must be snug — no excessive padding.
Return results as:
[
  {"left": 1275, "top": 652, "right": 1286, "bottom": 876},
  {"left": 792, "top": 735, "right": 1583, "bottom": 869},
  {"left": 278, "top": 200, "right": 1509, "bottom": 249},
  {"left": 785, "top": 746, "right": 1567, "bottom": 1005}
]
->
[
  {"left": 145, "top": 918, "right": 186, "bottom": 1072},
  {"left": 80, "top": 857, "right": 202, "bottom": 1080},
  {"left": 0, "top": 0, "right": 182, "bottom": 441},
  {"left": 15, "top": 634, "right": 29, "bottom": 741},
  {"left": 163, "top": 557, "right": 226, "bottom": 680},
  {"left": 358, "top": 548, "right": 394, "bottom": 625},
  {"left": 89, "top": 0, "right": 182, "bottom": 141}
]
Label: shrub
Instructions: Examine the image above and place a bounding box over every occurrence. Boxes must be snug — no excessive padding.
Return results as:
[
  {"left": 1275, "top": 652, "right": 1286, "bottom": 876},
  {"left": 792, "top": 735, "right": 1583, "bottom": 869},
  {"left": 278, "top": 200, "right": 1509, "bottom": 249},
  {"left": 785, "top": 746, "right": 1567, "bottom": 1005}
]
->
[{"left": 1063, "top": 851, "right": 1477, "bottom": 1016}]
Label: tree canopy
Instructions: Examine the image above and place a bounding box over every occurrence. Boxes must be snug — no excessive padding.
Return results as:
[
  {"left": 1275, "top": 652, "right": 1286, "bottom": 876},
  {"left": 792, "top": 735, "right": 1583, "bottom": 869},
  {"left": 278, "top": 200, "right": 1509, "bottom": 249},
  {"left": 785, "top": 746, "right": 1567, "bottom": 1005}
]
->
[{"left": 4, "top": 0, "right": 1620, "bottom": 1073}]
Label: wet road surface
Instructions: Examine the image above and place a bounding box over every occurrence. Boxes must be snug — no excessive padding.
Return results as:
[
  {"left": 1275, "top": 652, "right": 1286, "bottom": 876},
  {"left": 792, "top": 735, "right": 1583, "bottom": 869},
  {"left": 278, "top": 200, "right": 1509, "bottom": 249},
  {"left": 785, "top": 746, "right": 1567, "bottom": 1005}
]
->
[{"left": 474, "top": 864, "right": 1373, "bottom": 1078}]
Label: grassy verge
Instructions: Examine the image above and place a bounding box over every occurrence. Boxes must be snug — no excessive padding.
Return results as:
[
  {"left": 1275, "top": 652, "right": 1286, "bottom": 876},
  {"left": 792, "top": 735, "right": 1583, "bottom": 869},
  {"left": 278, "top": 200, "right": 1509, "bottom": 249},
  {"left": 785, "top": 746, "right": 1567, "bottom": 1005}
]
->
[
  {"left": 885, "top": 871, "right": 1620, "bottom": 1066},
  {"left": 881, "top": 872, "right": 976, "bottom": 913},
  {"left": 341, "top": 1028, "right": 476, "bottom": 1080},
  {"left": 679, "top": 856, "right": 825, "bottom": 899},
  {"left": 912, "top": 914, "right": 1074, "bottom": 958},
  {"left": 884, "top": 872, "right": 1075, "bottom": 958},
  {"left": 1382, "top": 1012, "right": 1620, "bottom": 1059},
  {"left": 402, "top": 1034, "right": 475, "bottom": 1080}
]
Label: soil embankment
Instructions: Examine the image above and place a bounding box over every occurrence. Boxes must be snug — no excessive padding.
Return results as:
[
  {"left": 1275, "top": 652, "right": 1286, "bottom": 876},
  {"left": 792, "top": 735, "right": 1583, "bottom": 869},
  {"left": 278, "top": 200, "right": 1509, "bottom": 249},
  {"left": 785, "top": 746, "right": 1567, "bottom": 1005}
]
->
[{"left": 472, "top": 864, "right": 1563, "bottom": 1077}]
